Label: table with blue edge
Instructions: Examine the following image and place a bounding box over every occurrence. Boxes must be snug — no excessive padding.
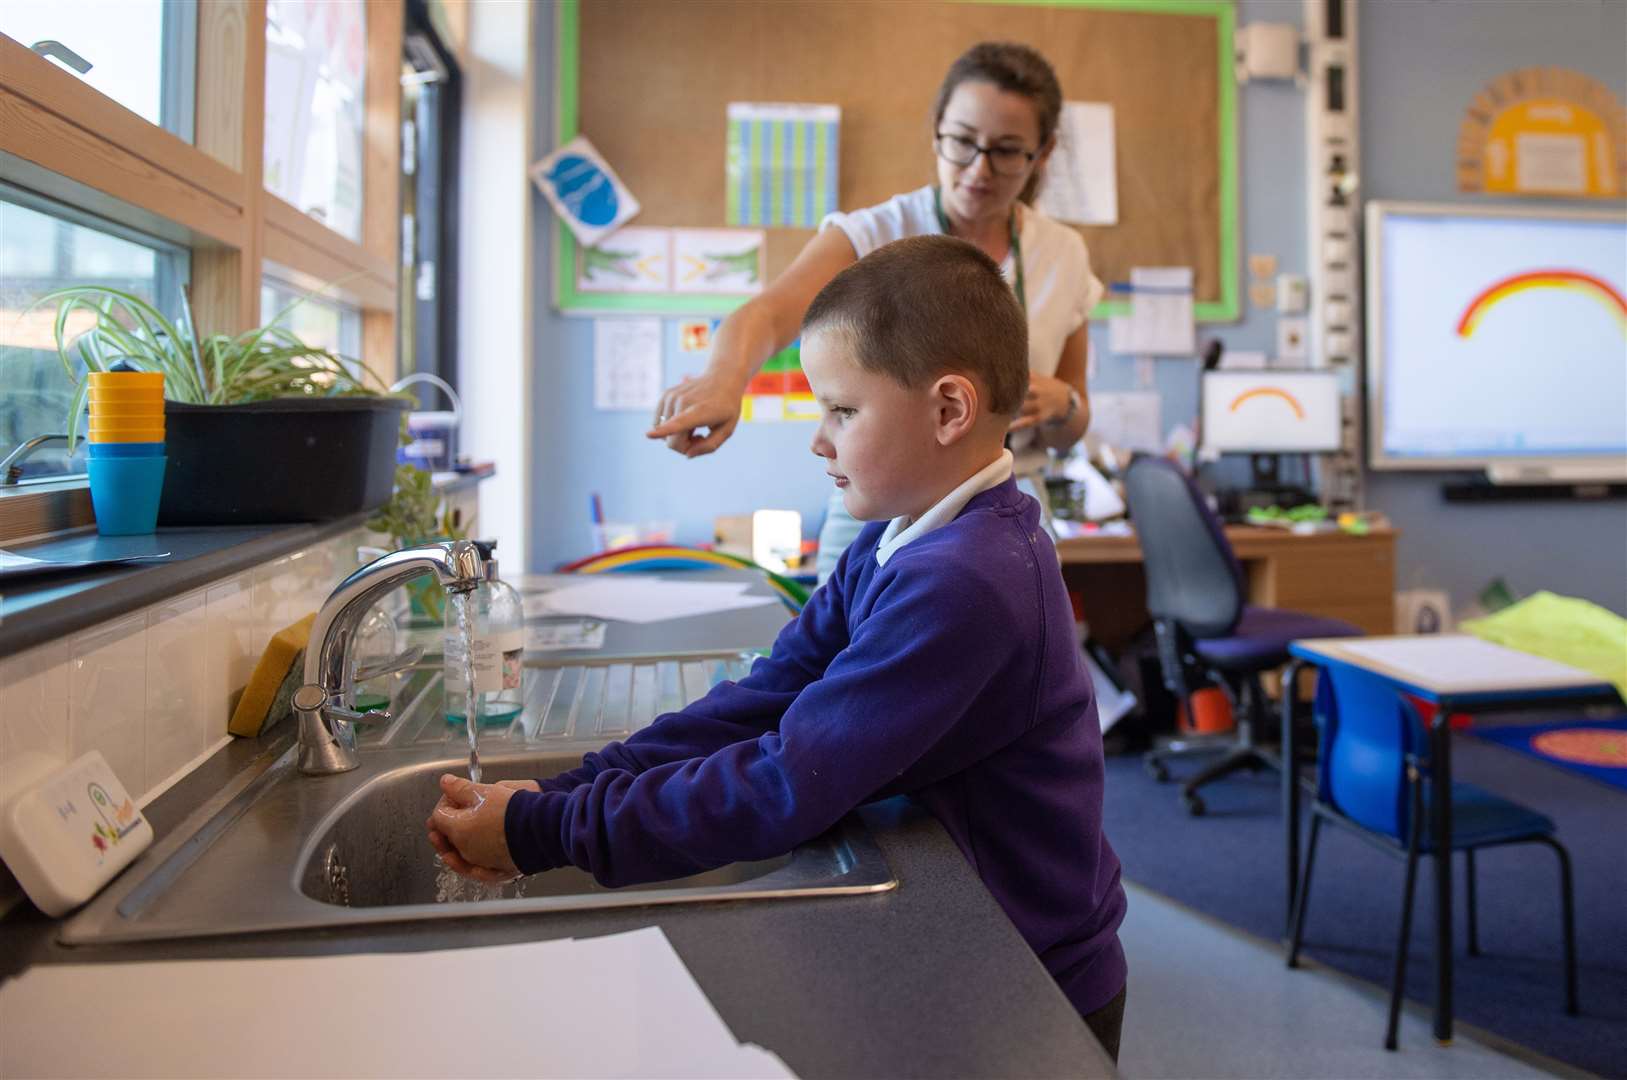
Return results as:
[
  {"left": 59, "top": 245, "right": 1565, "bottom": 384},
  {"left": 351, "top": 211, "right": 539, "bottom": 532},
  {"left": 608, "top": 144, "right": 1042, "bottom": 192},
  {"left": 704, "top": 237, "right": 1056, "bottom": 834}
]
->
[{"left": 1278, "top": 634, "right": 1620, "bottom": 1044}]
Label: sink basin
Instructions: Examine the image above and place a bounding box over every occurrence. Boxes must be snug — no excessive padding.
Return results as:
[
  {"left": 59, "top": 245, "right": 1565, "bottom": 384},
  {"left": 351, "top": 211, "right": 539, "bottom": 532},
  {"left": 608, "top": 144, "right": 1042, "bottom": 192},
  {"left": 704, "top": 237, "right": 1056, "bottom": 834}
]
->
[{"left": 61, "top": 653, "right": 896, "bottom": 946}]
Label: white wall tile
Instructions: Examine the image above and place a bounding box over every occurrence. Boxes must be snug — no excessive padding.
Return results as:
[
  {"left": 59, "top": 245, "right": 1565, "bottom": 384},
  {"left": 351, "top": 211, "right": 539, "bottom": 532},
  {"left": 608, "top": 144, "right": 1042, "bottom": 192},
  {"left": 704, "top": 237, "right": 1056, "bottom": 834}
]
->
[
  {"left": 205, "top": 574, "right": 257, "bottom": 732},
  {"left": 0, "top": 641, "right": 70, "bottom": 767},
  {"left": 68, "top": 613, "right": 147, "bottom": 795},
  {"left": 145, "top": 589, "right": 209, "bottom": 794}
]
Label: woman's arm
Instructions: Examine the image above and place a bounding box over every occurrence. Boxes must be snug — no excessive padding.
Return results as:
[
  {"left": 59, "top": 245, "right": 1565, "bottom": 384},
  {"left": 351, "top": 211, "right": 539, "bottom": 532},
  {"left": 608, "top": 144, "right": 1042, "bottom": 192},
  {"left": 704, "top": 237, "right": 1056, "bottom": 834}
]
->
[
  {"left": 647, "top": 228, "right": 858, "bottom": 458},
  {"left": 1010, "top": 321, "right": 1091, "bottom": 452}
]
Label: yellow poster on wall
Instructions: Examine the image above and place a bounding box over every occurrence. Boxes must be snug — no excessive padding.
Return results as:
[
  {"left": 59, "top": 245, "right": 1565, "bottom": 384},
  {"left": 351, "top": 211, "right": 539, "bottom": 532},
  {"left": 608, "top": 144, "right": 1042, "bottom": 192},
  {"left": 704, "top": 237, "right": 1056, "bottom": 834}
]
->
[{"left": 1457, "top": 68, "right": 1625, "bottom": 198}]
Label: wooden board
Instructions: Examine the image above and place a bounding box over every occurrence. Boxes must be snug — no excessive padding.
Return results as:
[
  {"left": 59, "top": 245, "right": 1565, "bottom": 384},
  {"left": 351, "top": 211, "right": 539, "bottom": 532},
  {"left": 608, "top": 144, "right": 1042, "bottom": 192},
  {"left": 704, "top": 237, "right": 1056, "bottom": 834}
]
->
[{"left": 555, "top": 0, "right": 1237, "bottom": 319}]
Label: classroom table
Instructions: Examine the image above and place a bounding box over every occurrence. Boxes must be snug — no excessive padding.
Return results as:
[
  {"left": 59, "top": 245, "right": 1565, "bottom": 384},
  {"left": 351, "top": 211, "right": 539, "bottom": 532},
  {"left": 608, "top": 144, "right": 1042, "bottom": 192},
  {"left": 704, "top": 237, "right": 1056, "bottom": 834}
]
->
[
  {"left": 1278, "top": 634, "right": 1620, "bottom": 1044},
  {"left": 1054, "top": 526, "right": 1397, "bottom": 651}
]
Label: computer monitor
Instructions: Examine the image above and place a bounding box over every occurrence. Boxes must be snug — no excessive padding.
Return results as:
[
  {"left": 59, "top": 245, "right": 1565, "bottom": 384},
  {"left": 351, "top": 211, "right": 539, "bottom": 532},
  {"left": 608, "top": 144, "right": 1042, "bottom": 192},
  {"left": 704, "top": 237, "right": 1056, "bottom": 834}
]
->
[
  {"left": 1365, "top": 201, "right": 1627, "bottom": 482},
  {"left": 1200, "top": 371, "right": 1342, "bottom": 454}
]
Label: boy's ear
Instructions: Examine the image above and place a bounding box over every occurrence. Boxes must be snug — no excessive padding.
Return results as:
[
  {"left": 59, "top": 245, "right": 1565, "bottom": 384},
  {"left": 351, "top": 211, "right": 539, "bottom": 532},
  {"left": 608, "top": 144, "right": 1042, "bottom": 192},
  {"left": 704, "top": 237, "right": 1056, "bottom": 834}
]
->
[{"left": 931, "top": 373, "right": 980, "bottom": 447}]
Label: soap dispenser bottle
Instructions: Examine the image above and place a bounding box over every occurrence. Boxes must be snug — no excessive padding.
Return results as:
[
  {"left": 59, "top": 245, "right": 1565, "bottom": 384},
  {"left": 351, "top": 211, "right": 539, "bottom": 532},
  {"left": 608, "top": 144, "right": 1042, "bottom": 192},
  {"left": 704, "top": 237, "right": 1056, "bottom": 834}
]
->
[{"left": 444, "top": 540, "right": 525, "bottom": 725}]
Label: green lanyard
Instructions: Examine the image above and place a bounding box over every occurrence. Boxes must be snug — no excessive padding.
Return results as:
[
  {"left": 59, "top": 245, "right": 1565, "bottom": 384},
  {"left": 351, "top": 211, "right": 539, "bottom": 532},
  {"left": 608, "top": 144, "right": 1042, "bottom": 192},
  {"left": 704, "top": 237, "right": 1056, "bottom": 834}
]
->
[{"left": 933, "top": 186, "right": 1027, "bottom": 313}]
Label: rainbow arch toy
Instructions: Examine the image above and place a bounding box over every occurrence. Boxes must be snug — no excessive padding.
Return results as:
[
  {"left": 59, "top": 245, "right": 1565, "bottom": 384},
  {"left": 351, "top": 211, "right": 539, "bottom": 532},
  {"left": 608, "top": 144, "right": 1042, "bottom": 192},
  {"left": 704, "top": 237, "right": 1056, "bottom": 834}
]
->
[{"left": 557, "top": 545, "right": 810, "bottom": 614}]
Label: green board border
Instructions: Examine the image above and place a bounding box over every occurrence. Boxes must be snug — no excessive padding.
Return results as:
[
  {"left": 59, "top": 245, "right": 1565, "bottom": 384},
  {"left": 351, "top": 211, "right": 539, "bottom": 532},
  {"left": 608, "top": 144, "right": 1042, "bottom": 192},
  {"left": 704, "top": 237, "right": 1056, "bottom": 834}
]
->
[{"left": 552, "top": 0, "right": 1238, "bottom": 322}]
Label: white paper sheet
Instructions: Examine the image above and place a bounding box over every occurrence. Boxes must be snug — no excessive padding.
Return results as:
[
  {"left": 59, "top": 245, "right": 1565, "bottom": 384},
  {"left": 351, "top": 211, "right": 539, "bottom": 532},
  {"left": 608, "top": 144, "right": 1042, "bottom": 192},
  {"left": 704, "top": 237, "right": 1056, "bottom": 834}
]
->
[
  {"left": 529, "top": 135, "right": 642, "bottom": 248},
  {"left": 1329, "top": 635, "right": 1600, "bottom": 693},
  {"left": 593, "top": 317, "right": 664, "bottom": 411},
  {"left": 577, "top": 226, "right": 672, "bottom": 293},
  {"left": 1086, "top": 391, "right": 1163, "bottom": 453},
  {"left": 1107, "top": 267, "right": 1195, "bottom": 356},
  {"left": 525, "top": 618, "right": 608, "bottom": 651},
  {"left": 1034, "top": 102, "right": 1118, "bottom": 226},
  {"left": 1059, "top": 456, "right": 1126, "bottom": 521},
  {"left": 533, "top": 577, "right": 779, "bottom": 624},
  {"left": 0, "top": 927, "right": 794, "bottom": 1079},
  {"left": 672, "top": 228, "right": 765, "bottom": 294}
]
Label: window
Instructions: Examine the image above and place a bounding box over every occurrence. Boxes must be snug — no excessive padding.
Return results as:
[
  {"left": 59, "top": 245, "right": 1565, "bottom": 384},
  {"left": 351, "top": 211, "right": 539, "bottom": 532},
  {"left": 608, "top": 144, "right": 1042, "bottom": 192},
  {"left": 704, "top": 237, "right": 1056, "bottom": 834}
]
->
[
  {"left": 0, "top": 0, "right": 196, "bottom": 140},
  {"left": 260, "top": 273, "right": 365, "bottom": 377},
  {"left": 0, "top": 189, "right": 189, "bottom": 482},
  {"left": 264, "top": 0, "right": 368, "bottom": 242},
  {"left": 398, "top": 5, "right": 461, "bottom": 401}
]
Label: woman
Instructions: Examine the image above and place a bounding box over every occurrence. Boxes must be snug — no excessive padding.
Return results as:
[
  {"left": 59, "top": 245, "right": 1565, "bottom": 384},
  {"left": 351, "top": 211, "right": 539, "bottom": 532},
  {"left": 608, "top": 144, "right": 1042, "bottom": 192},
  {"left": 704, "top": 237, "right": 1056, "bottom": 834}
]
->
[{"left": 648, "top": 42, "right": 1102, "bottom": 580}]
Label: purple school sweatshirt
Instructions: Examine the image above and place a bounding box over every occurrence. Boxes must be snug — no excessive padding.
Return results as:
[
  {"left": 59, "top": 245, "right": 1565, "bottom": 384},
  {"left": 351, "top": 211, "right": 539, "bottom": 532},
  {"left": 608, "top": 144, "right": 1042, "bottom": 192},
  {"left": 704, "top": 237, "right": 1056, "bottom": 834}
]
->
[{"left": 505, "top": 477, "right": 1128, "bottom": 1016}]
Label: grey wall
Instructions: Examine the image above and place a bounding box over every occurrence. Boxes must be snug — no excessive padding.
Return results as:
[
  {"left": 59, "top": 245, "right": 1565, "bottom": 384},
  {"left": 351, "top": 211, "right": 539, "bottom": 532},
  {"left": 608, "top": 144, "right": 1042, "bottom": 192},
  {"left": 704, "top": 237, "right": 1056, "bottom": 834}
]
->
[
  {"left": 1360, "top": 0, "right": 1627, "bottom": 616},
  {"left": 526, "top": 0, "right": 1626, "bottom": 616}
]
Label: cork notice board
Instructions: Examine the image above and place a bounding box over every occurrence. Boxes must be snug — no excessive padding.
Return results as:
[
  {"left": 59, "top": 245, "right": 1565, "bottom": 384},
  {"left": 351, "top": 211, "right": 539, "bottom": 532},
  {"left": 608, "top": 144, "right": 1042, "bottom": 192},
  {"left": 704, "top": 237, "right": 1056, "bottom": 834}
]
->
[{"left": 554, "top": 0, "right": 1238, "bottom": 321}]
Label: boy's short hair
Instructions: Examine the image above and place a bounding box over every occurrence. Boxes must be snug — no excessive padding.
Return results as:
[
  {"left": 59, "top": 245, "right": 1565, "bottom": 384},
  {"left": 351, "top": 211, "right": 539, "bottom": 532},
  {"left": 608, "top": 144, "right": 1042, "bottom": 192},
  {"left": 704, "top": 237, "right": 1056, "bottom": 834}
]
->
[{"left": 802, "top": 235, "right": 1028, "bottom": 417}]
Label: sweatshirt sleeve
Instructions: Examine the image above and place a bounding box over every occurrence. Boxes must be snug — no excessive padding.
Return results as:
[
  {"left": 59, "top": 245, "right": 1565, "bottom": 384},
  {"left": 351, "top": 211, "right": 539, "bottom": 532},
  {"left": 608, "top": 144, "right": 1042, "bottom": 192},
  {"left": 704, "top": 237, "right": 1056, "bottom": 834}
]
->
[
  {"left": 504, "top": 562, "right": 1031, "bottom": 884},
  {"left": 529, "top": 563, "right": 856, "bottom": 795}
]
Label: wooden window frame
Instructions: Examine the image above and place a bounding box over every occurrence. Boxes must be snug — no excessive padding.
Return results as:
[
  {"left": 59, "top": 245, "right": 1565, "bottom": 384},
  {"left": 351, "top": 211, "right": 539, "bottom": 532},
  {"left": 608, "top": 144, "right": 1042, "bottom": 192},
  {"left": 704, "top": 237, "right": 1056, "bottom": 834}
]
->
[{"left": 0, "top": 0, "right": 404, "bottom": 541}]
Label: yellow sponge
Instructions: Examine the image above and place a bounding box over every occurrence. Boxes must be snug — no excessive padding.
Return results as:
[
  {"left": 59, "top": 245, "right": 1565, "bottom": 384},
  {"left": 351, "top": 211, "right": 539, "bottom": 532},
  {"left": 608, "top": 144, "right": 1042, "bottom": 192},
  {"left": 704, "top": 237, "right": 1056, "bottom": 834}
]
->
[{"left": 229, "top": 613, "right": 316, "bottom": 738}]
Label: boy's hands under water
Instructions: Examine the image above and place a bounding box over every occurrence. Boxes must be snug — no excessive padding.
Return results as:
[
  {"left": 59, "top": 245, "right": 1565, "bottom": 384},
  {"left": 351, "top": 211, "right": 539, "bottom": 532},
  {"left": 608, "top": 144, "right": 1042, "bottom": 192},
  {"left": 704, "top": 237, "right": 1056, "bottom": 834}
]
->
[{"left": 426, "top": 776, "right": 539, "bottom": 883}]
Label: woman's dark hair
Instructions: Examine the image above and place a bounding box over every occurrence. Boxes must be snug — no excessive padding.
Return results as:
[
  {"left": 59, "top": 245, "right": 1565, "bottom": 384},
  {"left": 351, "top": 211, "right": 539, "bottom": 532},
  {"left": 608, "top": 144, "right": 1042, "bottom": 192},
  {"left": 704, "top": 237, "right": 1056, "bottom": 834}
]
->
[{"left": 931, "top": 42, "right": 1063, "bottom": 206}]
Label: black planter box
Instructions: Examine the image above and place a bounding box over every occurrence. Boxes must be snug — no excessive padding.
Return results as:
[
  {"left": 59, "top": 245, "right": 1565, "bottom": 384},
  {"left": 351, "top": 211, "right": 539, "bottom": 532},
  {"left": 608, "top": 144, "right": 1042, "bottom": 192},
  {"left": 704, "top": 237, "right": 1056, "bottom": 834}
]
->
[{"left": 157, "top": 397, "right": 410, "bottom": 526}]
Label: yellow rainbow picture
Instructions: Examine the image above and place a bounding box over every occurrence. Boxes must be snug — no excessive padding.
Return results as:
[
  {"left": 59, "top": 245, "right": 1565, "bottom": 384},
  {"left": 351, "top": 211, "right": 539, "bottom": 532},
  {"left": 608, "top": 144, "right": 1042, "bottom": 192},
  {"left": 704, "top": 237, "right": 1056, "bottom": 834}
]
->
[
  {"left": 1457, "top": 269, "right": 1627, "bottom": 337},
  {"left": 1228, "top": 387, "right": 1305, "bottom": 419}
]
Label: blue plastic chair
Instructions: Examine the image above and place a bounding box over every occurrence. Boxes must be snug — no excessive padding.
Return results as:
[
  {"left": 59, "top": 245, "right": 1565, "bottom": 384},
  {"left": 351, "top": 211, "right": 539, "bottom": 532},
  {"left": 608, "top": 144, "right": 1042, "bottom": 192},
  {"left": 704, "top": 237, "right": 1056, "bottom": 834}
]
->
[{"left": 1286, "top": 664, "right": 1579, "bottom": 1050}]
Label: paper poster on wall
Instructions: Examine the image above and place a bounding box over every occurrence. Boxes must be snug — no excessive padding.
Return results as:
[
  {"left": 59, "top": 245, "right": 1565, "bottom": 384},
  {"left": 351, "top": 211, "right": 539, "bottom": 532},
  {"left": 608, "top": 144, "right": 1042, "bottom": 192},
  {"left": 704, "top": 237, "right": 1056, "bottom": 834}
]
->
[
  {"left": 530, "top": 135, "right": 642, "bottom": 248},
  {"left": 1107, "top": 267, "right": 1195, "bottom": 356},
  {"left": 576, "top": 227, "right": 672, "bottom": 293},
  {"left": 1456, "top": 68, "right": 1624, "bottom": 197},
  {"left": 1034, "top": 102, "right": 1118, "bottom": 226},
  {"left": 593, "top": 317, "right": 663, "bottom": 411},
  {"left": 739, "top": 341, "right": 815, "bottom": 423},
  {"left": 672, "top": 229, "right": 765, "bottom": 294},
  {"left": 726, "top": 103, "right": 839, "bottom": 229},
  {"left": 1086, "top": 391, "right": 1163, "bottom": 453}
]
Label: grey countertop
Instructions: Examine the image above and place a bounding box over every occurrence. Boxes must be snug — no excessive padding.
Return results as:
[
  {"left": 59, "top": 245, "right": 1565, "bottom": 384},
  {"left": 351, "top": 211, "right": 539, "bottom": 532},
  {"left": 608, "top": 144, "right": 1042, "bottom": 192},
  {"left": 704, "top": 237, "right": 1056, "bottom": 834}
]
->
[
  {"left": 0, "top": 568, "right": 1115, "bottom": 1078},
  {"left": 0, "top": 467, "right": 494, "bottom": 660}
]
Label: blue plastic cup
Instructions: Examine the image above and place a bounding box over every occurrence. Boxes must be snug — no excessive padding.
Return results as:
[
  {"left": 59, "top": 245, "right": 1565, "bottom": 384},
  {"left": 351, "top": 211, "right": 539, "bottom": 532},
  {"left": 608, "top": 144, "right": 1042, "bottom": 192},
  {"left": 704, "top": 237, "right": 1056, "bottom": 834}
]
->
[
  {"left": 87, "top": 441, "right": 165, "bottom": 457},
  {"left": 88, "top": 455, "right": 167, "bottom": 535}
]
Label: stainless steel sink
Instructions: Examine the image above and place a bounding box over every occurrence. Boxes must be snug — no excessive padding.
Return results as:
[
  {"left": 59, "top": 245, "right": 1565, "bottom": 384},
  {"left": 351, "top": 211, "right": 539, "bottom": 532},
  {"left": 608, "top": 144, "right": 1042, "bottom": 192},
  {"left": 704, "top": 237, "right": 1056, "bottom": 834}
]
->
[{"left": 61, "top": 653, "right": 896, "bottom": 945}]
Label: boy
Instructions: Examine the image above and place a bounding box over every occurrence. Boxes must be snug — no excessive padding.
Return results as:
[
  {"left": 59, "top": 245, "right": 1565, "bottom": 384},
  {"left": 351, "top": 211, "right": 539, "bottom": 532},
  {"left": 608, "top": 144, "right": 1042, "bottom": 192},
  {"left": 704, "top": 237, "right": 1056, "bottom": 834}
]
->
[{"left": 429, "top": 235, "right": 1128, "bottom": 1056}]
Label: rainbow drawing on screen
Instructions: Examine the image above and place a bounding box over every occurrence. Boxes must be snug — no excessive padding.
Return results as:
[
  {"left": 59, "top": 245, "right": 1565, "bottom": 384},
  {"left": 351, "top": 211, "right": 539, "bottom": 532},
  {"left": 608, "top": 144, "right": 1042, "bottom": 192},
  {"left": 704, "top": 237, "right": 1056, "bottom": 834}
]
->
[
  {"left": 1229, "top": 387, "right": 1305, "bottom": 419},
  {"left": 1456, "top": 269, "right": 1627, "bottom": 338}
]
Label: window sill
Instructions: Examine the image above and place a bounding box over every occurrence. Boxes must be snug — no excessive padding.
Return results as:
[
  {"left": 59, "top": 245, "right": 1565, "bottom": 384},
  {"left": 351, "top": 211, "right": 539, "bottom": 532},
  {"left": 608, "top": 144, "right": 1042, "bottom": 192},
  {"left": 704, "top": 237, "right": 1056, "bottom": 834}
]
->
[{"left": 0, "top": 479, "right": 95, "bottom": 545}]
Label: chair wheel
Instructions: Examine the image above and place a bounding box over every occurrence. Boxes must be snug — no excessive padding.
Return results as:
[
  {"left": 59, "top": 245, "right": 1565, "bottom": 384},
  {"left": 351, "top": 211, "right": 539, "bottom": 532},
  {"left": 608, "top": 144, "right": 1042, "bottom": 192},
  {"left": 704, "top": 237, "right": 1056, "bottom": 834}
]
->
[
  {"left": 1145, "top": 759, "right": 1170, "bottom": 782},
  {"left": 1182, "top": 790, "right": 1206, "bottom": 816}
]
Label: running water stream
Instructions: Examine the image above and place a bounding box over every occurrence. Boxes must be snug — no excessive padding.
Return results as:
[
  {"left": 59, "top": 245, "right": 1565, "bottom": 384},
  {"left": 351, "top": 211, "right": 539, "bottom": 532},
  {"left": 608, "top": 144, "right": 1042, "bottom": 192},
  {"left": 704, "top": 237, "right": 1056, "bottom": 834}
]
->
[{"left": 450, "top": 590, "right": 481, "bottom": 784}]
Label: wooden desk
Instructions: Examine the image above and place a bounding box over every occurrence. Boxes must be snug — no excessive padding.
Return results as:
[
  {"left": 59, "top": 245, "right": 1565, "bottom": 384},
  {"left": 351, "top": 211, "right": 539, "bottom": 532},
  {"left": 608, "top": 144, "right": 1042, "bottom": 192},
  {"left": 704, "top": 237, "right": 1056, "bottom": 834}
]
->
[{"left": 1054, "top": 527, "right": 1398, "bottom": 650}]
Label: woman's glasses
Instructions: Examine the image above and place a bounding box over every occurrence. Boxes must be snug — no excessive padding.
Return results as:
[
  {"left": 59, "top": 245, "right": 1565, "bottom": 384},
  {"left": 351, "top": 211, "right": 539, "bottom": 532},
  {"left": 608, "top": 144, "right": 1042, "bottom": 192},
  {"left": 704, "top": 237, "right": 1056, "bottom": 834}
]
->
[{"left": 934, "top": 132, "right": 1037, "bottom": 176}]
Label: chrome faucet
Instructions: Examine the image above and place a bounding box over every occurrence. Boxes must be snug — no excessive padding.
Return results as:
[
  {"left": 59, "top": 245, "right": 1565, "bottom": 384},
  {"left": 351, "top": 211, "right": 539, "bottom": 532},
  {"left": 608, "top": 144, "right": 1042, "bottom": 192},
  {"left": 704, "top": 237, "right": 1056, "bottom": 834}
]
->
[{"left": 293, "top": 540, "right": 485, "bottom": 775}]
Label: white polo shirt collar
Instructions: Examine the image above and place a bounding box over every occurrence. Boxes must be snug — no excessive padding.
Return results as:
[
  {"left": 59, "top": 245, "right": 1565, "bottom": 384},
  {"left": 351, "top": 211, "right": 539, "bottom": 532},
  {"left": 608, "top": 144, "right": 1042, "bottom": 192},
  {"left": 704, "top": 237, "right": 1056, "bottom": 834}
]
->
[{"left": 875, "top": 449, "right": 1014, "bottom": 568}]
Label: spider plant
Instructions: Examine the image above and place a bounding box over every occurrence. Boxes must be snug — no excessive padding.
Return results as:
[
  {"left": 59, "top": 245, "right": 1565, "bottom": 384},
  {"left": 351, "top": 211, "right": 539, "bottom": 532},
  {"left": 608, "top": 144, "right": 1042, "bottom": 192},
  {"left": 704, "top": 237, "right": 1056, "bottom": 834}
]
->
[{"left": 30, "top": 284, "right": 393, "bottom": 450}]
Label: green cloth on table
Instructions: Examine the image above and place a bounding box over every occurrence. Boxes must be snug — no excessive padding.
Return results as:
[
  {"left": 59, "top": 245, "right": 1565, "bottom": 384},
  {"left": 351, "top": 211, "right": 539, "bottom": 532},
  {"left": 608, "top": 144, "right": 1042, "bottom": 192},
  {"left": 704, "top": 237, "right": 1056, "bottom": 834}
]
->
[{"left": 1460, "top": 590, "right": 1627, "bottom": 701}]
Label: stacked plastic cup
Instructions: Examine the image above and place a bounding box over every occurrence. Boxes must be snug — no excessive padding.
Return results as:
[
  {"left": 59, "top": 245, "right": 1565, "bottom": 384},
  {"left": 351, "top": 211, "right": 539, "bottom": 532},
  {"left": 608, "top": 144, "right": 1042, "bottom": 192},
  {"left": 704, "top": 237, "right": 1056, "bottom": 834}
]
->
[{"left": 87, "top": 372, "right": 167, "bottom": 535}]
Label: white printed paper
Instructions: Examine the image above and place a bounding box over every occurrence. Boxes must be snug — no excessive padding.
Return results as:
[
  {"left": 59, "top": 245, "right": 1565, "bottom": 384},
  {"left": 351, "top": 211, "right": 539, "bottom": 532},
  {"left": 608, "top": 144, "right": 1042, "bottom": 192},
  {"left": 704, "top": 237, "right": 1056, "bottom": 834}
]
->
[
  {"left": 529, "top": 135, "right": 641, "bottom": 248},
  {"left": 1108, "top": 267, "right": 1195, "bottom": 356},
  {"left": 0, "top": 928, "right": 793, "bottom": 1079},
  {"left": 593, "top": 317, "right": 663, "bottom": 411},
  {"left": 1034, "top": 102, "right": 1118, "bottom": 226},
  {"left": 673, "top": 228, "right": 765, "bottom": 294},
  {"left": 577, "top": 226, "right": 672, "bottom": 293},
  {"left": 525, "top": 619, "right": 608, "bottom": 652},
  {"left": 1086, "top": 391, "right": 1163, "bottom": 453},
  {"left": 533, "top": 577, "right": 779, "bottom": 624}
]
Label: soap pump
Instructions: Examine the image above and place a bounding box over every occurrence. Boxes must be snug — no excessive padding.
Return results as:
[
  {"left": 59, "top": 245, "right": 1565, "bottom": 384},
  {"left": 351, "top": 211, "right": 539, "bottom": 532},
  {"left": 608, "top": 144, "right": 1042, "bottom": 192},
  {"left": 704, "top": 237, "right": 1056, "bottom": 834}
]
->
[{"left": 444, "top": 540, "right": 524, "bottom": 724}]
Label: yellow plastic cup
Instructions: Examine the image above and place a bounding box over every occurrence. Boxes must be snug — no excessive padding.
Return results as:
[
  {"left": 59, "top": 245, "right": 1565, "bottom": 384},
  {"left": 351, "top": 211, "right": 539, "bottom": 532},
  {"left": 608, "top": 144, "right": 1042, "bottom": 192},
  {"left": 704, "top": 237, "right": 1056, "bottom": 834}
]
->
[
  {"left": 89, "top": 422, "right": 165, "bottom": 440},
  {"left": 87, "top": 402, "right": 167, "bottom": 419},
  {"left": 88, "top": 372, "right": 164, "bottom": 392}
]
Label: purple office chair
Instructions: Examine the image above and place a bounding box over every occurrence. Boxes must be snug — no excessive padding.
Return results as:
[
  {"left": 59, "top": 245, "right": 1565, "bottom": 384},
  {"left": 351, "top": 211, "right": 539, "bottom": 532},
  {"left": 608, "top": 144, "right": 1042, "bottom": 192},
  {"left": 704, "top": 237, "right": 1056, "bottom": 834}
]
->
[{"left": 1125, "top": 456, "right": 1362, "bottom": 815}]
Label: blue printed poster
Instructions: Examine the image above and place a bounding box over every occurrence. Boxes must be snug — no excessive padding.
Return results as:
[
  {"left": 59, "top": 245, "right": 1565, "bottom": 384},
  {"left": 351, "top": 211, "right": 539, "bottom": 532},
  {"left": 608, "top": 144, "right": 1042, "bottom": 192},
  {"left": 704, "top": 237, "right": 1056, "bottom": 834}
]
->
[
  {"left": 529, "top": 135, "right": 642, "bottom": 247},
  {"left": 726, "top": 103, "right": 840, "bottom": 229}
]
